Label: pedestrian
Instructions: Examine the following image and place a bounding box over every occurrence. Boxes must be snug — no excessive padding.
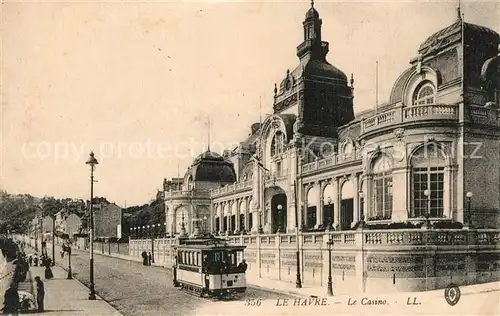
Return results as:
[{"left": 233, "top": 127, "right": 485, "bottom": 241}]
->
[
  {"left": 2, "top": 287, "right": 19, "bottom": 314},
  {"left": 141, "top": 251, "right": 148, "bottom": 266},
  {"left": 28, "top": 256, "right": 32, "bottom": 267},
  {"left": 44, "top": 258, "right": 53, "bottom": 279},
  {"left": 238, "top": 259, "right": 248, "bottom": 272},
  {"left": 147, "top": 252, "right": 152, "bottom": 266},
  {"left": 33, "top": 255, "right": 38, "bottom": 267},
  {"left": 34, "top": 276, "right": 44, "bottom": 312}
]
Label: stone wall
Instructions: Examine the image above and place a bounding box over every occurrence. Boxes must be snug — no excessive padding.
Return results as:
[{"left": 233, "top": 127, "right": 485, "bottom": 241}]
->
[{"left": 129, "top": 229, "right": 500, "bottom": 294}]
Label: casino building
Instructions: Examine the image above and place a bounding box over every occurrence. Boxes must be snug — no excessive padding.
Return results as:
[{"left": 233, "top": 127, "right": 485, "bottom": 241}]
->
[
  {"left": 163, "top": 3, "right": 500, "bottom": 235},
  {"left": 128, "top": 3, "right": 500, "bottom": 292}
]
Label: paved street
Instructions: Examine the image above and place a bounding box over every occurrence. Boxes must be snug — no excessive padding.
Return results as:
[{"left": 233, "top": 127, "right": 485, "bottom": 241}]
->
[{"left": 61, "top": 247, "right": 292, "bottom": 316}]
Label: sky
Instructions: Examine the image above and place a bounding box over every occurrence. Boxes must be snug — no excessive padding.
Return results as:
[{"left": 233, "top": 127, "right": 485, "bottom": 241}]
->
[{"left": 1, "top": 0, "right": 499, "bottom": 206}]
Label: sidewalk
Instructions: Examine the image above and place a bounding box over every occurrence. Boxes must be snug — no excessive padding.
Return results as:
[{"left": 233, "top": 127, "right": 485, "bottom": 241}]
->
[
  {"left": 83, "top": 248, "right": 500, "bottom": 299},
  {"left": 29, "top": 265, "right": 123, "bottom": 316}
]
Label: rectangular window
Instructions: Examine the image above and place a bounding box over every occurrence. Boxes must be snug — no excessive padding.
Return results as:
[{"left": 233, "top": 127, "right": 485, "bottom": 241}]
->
[
  {"left": 307, "top": 206, "right": 317, "bottom": 228},
  {"left": 371, "top": 173, "right": 393, "bottom": 220},
  {"left": 411, "top": 167, "right": 444, "bottom": 218}
]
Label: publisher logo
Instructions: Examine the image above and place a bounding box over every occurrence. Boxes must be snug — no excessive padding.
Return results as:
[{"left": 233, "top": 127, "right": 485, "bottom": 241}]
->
[{"left": 444, "top": 283, "right": 461, "bottom": 306}]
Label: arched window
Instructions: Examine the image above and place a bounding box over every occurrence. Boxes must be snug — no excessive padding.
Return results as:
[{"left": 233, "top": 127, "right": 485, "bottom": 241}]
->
[
  {"left": 410, "top": 144, "right": 446, "bottom": 218},
  {"left": 271, "top": 131, "right": 284, "bottom": 157},
  {"left": 412, "top": 83, "right": 435, "bottom": 105},
  {"left": 370, "top": 155, "right": 393, "bottom": 220},
  {"left": 343, "top": 141, "right": 353, "bottom": 157}
]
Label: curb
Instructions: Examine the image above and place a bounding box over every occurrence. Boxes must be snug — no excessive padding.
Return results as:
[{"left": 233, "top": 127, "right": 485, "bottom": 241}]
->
[{"left": 246, "top": 282, "right": 309, "bottom": 298}]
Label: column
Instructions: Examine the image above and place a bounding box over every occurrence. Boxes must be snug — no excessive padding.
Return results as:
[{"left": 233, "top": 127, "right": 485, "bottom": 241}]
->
[
  {"left": 317, "top": 181, "right": 324, "bottom": 228},
  {"left": 235, "top": 199, "right": 241, "bottom": 232},
  {"left": 333, "top": 178, "right": 340, "bottom": 230},
  {"left": 252, "top": 210, "right": 259, "bottom": 233},
  {"left": 297, "top": 179, "right": 303, "bottom": 230},
  {"left": 353, "top": 174, "right": 359, "bottom": 224},
  {"left": 227, "top": 202, "right": 232, "bottom": 233},
  {"left": 219, "top": 202, "right": 225, "bottom": 234},
  {"left": 392, "top": 166, "right": 408, "bottom": 222},
  {"left": 244, "top": 197, "right": 250, "bottom": 231},
  {"left": 211, "top": 203, "right": 216, "bottom": 233},
  {"left": 366, "top": 175, "right": 373, "bottom": 221}
]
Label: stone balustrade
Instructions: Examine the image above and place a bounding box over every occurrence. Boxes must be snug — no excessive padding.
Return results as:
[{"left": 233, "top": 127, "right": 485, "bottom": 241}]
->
[
  {"left": 301, "top": 151, "right": 362, "bottom": 174},
  {"left": 129, "top": 229, "right": 500, "bottom": 294},
  {"left": 165, "top": 190, "right": 210, "bottom": 199},
  {"left": 361, "top": 104, "right": 459, "bottom": 134},
  {"left": 469, "top": 105, "right": 500, "bottom": 126},
  {"left": 210, "top": 180, "right": 253, "bottom": 197}
]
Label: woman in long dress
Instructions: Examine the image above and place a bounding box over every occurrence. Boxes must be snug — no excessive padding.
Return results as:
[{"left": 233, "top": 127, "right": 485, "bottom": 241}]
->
[{"left": 43, "top": 257, "right": 53, "bottom": 279}]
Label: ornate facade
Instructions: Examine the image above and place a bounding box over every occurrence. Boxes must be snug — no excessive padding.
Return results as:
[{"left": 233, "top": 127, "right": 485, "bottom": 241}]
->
[{"left": 165, "top": 4, "right": 500, "bottom": 235}]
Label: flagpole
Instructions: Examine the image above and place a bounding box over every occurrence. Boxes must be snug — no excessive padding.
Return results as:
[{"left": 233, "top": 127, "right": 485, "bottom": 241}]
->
[{"left": 375, "top": 61, "right": 379, "bottom": 114}]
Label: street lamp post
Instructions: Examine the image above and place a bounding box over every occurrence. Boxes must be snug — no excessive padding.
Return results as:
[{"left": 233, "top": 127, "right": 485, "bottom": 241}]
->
[
  {"left": 293, "top": 181, "right": 302, "bottom": 288},
  {"left": 85, "top": 151, "right": 98, "bottom": 300},
  {"left": 359, "top": 192, "right": 365, "bottom": 228},
  {"left": 423, "top": 189, "right": 431, "bottom": 229},
  {"left": 277, "top": 204, "right": 283, "bottom": 233},
  {"left": 52, "top": 216, "right": 56, "bottom": 266},
  {"left": 258, "top": 210, "right": 263, "bottom": 234},
  {"left": 326, "top": 235, "right": 334, "bottom": 296},
  {"left": 466, "top": 192, "right": 473, "bottom": 228},
  {"left": 358, "top": 191, "right": 366, "bottom": 292},
  {"left": 326, "top": 197, "right": 333, "bottom": 229},
  {"left": 180, "top": 213, "right": 186, "bottom": 237}
]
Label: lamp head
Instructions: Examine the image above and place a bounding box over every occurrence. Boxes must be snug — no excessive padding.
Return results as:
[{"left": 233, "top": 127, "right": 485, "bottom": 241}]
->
[
  {"left": 85, "top": 151, "right": 99, "bottom": 166},
  {"left": 424, "top": 189, "right": 431, "bottom": 197},
  {"left": 277, "top": 204, "right": 283, "bottom": 210},
  {"left": 466, "top": 192, "right": 473, "bottom": 198}
]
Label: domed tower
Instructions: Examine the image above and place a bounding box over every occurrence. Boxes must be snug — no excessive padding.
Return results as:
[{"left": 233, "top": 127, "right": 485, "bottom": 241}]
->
[
  {"left": 272, "top": 1, "right": 354, "bottom": 138},
  {"left": 184, "top": 150, "right": 236, "bottom": 189},
  {"left": 390, "top": 10, "right": 500, "bottom": 107}
]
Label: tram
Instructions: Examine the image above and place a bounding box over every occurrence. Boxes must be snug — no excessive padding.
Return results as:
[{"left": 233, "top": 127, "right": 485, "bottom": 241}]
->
[{"left": 172, "top": 235, "right": 247, "bottom": 298}]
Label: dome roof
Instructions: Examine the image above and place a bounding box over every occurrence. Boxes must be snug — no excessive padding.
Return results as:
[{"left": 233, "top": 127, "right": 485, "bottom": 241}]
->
[
  {"left": 305, "top": 7, "right": 319, "bottom": 20},
  {"left": 304, "top": 59, "right": 347, "bottom": 82},
  {"left": 419, "top": 20, "right": 499, "bottom": 54},
  {"left": 187, "top": 150, "right": 236, "bottom": 183}
]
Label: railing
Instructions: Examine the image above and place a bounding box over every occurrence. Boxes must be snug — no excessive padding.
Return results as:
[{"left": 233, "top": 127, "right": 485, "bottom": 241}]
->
[
  {"left": 130, "top": 229, "right": 500, "bottom": 248},
  {"left": 301, "top": 152, "right": 361, "bottom": 173},
  {"left": 164, "top": 190, "right": 193, "bottom": 198},
  {"left": 469, "top": 105, "right": 500, "bottom": 127},
  {"left": 362, "top": 104, "right": 459, "bottom": 134},
  {"left": 211, "top": 180, "right": 253, "bottom": 197}
]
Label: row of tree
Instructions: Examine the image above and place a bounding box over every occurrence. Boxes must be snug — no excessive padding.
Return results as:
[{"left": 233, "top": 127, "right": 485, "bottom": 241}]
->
[{"left": 0, "top": 190, "right": 165, "bottom": 237}]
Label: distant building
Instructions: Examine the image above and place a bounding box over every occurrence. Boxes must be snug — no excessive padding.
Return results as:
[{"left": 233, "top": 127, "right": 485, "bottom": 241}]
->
[
  {"left": 65, "top": 214, "right": 81, "bottom": 237},
  {"left": 94, "top": 203, "right": 122, "bottom": 238},
  {"left": 54, "top": 209, "right": 69, "bottom": 233}
]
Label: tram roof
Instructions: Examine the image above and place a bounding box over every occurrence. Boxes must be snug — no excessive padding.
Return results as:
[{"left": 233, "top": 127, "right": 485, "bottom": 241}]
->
[{"left": 173, "top": 237, "right": 246, "bottom": 250}]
